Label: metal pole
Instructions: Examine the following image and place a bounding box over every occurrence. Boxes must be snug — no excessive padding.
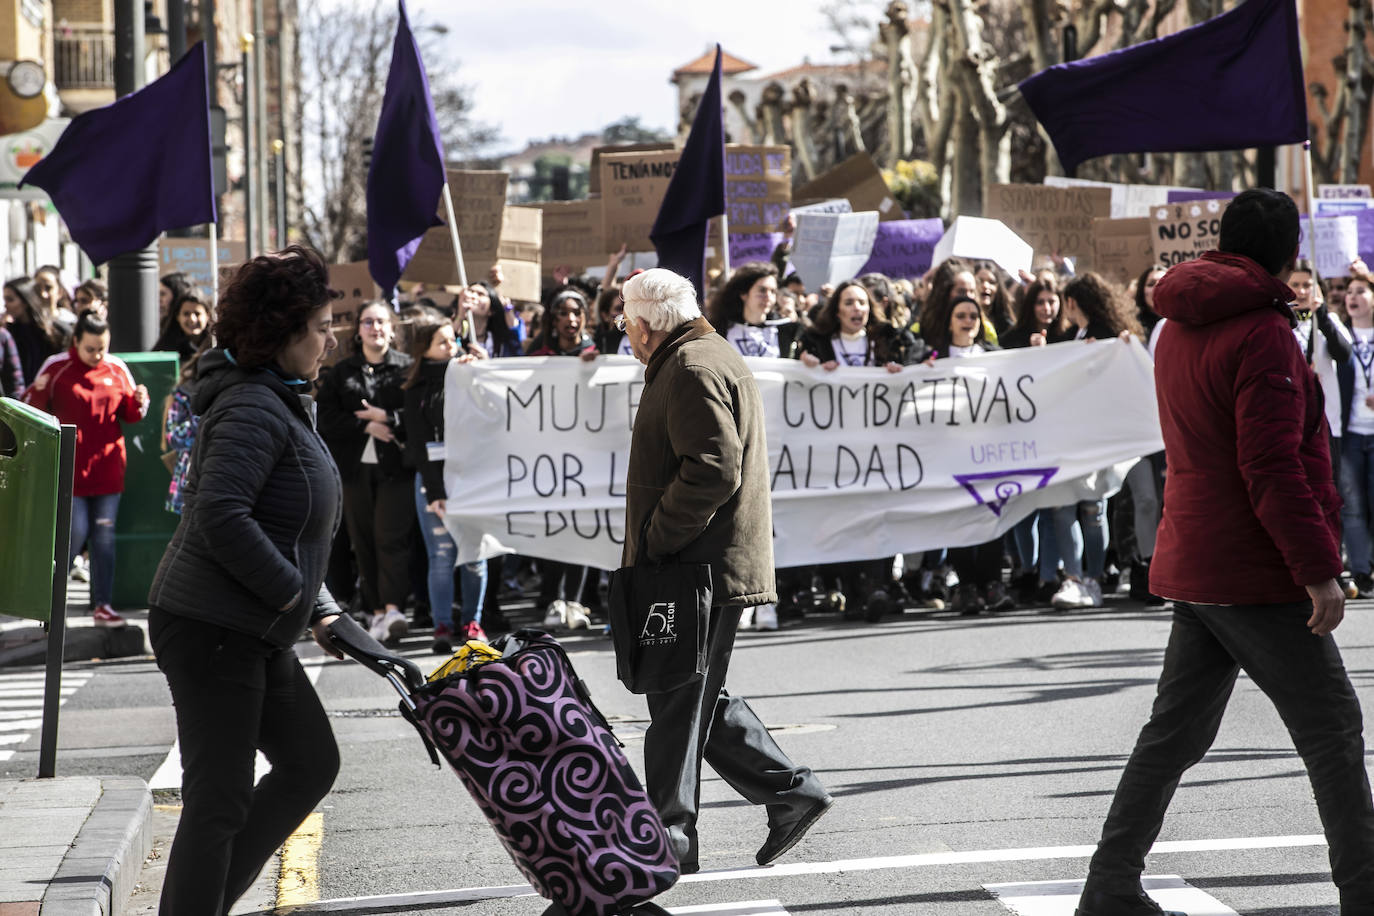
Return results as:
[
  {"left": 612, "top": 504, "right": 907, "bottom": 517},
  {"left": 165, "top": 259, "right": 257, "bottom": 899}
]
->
[
  {"left": 253, "top": 0, "right": 268, "bottom": 255},
  {"left": 108, "top": 0, "right": 159, "bottom": 351},
  {"left": 719, "top": 212, "right": 731, "bottom": 280},
  {"left": 241, "top": 34, "right": 255, "bottom": 259},
  {"left": 273, "top": 140, "right": 287, "bottom": 247},
  {"left": 38, "top": 424, "right": 76, "bottom": 779},
  {"left": 167, "top": 0, "right": 186, "bottom": 64}
]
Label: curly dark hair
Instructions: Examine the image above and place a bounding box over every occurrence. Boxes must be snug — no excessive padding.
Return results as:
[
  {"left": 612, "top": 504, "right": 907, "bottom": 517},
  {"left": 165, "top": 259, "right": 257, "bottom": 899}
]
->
[
  {"left": 1062, "top": 272, "right": 1144, "bottom": 341},
  {"left": 708, "top": 261, "right": 777, "bottom": 331},
  {"left": 214, "top": 245, "right": 333, "bottom": 369}
]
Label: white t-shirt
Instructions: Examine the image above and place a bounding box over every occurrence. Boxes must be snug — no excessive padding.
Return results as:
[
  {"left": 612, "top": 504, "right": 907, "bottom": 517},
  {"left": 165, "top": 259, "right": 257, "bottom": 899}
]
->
[
  {"left": 725, "top": 323, "right": 780, "bottom": 358},
  {"left": 1295, "top": 315, "right": 1352, "bottom": 437},
  {"left": 1350, "top": 326, "right": 1374, "bottom": 435},
  {"left": 617, "top": 333, "right": 634, "bottom": 356},
  {"left": 831, "top": 330, "right": 868, "bottom": 366},
  {"left": 947, "top": 343, "right": 986, "bottom": 359}
]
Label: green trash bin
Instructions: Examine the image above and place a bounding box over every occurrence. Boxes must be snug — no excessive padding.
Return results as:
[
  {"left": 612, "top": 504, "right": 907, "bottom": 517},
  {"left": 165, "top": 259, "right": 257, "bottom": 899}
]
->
[
  {"left": 112, "top": 351, "right": 180, "bottom": 610},
  {"left": 0, "top": 397, "right": 62, "bottom": 622}
]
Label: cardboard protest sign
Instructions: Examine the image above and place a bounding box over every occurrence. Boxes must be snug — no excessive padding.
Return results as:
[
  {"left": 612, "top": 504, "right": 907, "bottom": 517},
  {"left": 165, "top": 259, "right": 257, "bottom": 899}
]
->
[
  {"left": 724, "top": 145, "right": 790, "bottom": 234},
  {"left": 790, "top": 198, "right": 853, "bottom": 217},
  {"left": 1166, "top": 190, "right": 1237, "bottom": 204},
  {"left": 1092, "top": 217, "right": 1156, "bottom": 286},
  {"left": 588, "top": 142, "right": 674, "bottom": 196},
  {"left": 324, "top": 261, "right": 379, "bottom": 363},
  {"left": 1299, "top": 215, "right": 1360, "bottom": 279},
  {"left": 524, "top": 199, "right": 604, "bottom": 277},
  {"left": 791, "top": 211, "right": 879, "bottom": 291},
  {"left": 1315, "top": 199, "right": 1374, "bottom": 216},
  {"left": 1150, "top": 199, "right": 1229, "bottom": 267},
  {"left": 931, "top": 216, "right": 1033, "bottom": 278},
  {"left": 1354, "top": 209, "right": 1374, "bottom": 266},
  {"left": 158, "top": 238, "right": 246, "bottom": 295},
  {"left": 728, "top": 232, "right": 784, "bottom": 266},
  {"left": 1319, "top": 184, "right": 1372, "bottom": 199},
  {"left": 496, "top": 205, "right": 542, "bottom": 302},
  {"left": 794, "top": 153, "right": 903, "bottom": 221},
  {"left": 1043, "top": 176, "right": 1199, "bottom": 219},
  {"left": 402, "top": 170, "right": 509, "bottom": 286},
  {"left": 984, "top": 183, "right": 1111, "bottom": 269},
  {"left": 858, "top": 218, "right": 943, "bottom": 279},
  {"left": 599, "top": 149, "right": 679, "bottom": 253}
]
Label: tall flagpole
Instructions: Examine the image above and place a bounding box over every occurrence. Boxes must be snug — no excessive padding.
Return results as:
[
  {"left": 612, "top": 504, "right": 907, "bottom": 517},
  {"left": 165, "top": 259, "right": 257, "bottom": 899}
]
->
[
  {"left": 208, "top": 222, "right": 219, "bottom": 306},
  {"left": 720, "top": 213, "right": 731, "bottom": 279},
  {"left": 440, "top": 182, "right": 467, "bottom": 288},
  {"left": 1303, "top": 139, "right": 1321, "bottom": 361}
]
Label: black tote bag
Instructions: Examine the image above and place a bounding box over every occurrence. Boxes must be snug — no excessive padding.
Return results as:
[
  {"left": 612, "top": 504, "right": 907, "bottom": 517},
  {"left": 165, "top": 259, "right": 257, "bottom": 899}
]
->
[{"left": 607, "top": 528, "right": 712, "bottom": 695}]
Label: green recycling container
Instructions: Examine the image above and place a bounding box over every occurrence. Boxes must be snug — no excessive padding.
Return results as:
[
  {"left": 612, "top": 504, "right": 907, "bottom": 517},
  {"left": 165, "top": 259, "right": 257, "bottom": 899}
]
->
[
  {"left": 0, "top": 397, "right": 61, "bottom": 622},
  {"left": 112, "top": 351, "right": 180, "bottom": 610}
]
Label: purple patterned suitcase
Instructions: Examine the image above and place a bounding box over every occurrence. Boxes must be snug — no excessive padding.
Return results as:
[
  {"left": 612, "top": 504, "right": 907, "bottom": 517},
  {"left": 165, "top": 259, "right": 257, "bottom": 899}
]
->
[{"left": 329, "top": 620, "right": 678, "bottom": 916}]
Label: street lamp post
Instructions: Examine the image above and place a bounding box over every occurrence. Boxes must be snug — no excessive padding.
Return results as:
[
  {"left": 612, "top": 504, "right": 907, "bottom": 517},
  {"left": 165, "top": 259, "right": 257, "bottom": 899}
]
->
[{"left": 241, "top": 32, "right": 255, "bottom": 259}]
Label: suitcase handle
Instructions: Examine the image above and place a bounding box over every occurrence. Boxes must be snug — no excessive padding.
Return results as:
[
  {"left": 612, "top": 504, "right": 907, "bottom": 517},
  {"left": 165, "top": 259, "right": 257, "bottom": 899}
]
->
[{"left": 327, "top": 614, "right": 427, "bottom": 701}]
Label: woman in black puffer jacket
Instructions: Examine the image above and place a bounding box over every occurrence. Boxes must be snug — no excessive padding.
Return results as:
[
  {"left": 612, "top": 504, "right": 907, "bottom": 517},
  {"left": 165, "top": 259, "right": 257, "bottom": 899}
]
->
[{"left": 147, "top": 246, "right": 344, "bottom": 916}]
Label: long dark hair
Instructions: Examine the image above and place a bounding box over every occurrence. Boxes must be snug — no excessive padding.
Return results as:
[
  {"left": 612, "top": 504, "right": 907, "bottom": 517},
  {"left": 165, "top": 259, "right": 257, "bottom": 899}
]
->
[
  {"left": 919, "top": 257, "right": 975, "bottom": 334},
  {"left": 465, "top": 281, "right": 517, "bottom": 355},
  {"left": 156, "top": 286, "right": 212, "bottom": 344},
  {"left": 402, "top": 309, "right": 452, "bottom": 389},
  {"left": 1014, "top": 281, "right": 1068, "bottom": 336},
  {"left": 1133, "top": 263, "right": 1167, "bottom": 327},
  {"left": 539, "top": 288, "right": 588, "bottom": 351},
  {"left": 3, "top": 277, "right": 62, "bottom": 349},
  {"left": 708, "top": 262, "right": 777, "bottom": 331},
  {"left": 973, "top": 261, "right": 1014, "bottom": 330},
  {"left": 925, "top": 294, "right": 989, "bottom": 355},
  {"left": 1063, "top": 272, "right": 1144, "bottom": 340}
]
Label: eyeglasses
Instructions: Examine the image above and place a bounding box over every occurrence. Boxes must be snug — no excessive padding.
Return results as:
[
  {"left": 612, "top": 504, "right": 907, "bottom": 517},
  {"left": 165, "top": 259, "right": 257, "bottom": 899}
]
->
[
  {"left": 614, "top": 296, "right": 628, "bottom": 332},
  {"left": 359, "top": 317, "right": 391, "bottom": 327}
]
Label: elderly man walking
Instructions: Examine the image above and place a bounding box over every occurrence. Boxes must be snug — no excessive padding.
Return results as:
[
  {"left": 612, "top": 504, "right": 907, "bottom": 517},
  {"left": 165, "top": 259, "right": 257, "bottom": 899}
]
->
[
  {"left": 1076, "top": 189, "right": 1374, "bottom": 916},
  {"left": 617, "top": 267, "right": 832, "bottom": 875}
]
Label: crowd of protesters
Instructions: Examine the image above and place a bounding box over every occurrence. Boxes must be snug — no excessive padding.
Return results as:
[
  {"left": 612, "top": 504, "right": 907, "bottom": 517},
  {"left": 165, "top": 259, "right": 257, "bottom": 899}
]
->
[{"left": 5, "top": 230, "right": 1371, "bottom": 643}]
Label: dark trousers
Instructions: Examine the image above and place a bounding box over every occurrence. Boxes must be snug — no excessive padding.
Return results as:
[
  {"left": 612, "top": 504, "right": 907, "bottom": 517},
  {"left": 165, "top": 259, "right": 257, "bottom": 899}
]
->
[
  {"left": 1087, "top": 601, "right": 1374, "bottom": 902},
  {"left": 949, "top": 539, "right": 1002, "bottom": 589},
  {"left": 150, "top": 608, "right": 339, "bottom": 915},
  {"left": 538, "top": 559, "right": 588, "bottom": 606},
  {"left": 642, "top": 604, "right": 828, "bottom": 870},
  {"left": 341, "top": 467, "right": 414, "bottom": 611}
]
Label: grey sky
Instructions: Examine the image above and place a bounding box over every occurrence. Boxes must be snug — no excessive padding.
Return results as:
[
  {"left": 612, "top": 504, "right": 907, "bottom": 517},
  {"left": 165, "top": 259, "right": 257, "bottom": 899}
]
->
[{"left": 413, "top": 0, "right": 848, "bottom": 153}]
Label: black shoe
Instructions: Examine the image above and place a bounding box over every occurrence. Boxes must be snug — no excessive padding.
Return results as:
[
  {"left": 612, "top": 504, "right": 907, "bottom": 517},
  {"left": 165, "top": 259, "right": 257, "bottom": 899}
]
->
[
  {"left": 1034, "top": 579, "right": 1059, "bottom": 604},
  {"left": 953, "top": 583, "right": 984, "bottom": 616},
  {"left": 412, "top": 606, "right": 433, "bottom": 630},
  {"left": 1074, "top": 887, "right": 1186, "bottom": 916},
  {"left": 984, "top": 581, "right": 1015, "bottom": 612},
  {"left": 1357, "top": 573, "right": 1374, "bottom": 599},
  {"left": 756, "top": 795, "right": 832, "bottom": 866},
  {"left": 1128, "top": 562, "right": 1149, "bottom": 601},
  {"left": 864, "top": 589, "right": 892, "bottom": 622},
  {"left": 1144, "top": 592, "right": 1167, "bottom": 608}
]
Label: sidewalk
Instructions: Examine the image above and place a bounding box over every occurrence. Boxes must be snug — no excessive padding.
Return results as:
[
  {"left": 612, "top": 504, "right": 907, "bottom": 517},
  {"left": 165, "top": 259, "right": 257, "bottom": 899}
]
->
[{"left": 0, "top": 775, "right": 152, "bottom": 916}]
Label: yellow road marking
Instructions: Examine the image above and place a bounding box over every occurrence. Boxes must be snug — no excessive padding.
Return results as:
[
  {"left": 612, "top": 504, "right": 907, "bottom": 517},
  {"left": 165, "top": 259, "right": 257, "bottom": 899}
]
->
[{"left": 278, "top": 811, "right": 324, "bottom": 906}]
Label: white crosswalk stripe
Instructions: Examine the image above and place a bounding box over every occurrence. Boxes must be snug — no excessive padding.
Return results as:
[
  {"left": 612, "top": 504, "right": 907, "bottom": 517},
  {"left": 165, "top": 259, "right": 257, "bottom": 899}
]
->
[
  {"left": 986, "top": 876, "right": 1239, "bottom": 915},
  {"left": 0, "top": 669, "right": 93, "bottom": 762}
]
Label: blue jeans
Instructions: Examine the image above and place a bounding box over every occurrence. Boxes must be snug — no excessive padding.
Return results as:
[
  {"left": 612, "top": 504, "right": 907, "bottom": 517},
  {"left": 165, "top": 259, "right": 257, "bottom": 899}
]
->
[
  {"left": 1054, "top": 499, "right": 1108, "bottom": 580},
  {"left": 1011, "top": 510, "right": 1059, "bottom": 583},
  {"left": 70, "top": 492, "right": 120, "bottom": 607},
  {"left": 414, "top": 477, "right": 456, "bottom": 630},
  {"left": 413, "top": 477, "right": 487, "bottom": 629},
  {"left": 1341, "top": 433, "right": 1374, "bottom": 575}
]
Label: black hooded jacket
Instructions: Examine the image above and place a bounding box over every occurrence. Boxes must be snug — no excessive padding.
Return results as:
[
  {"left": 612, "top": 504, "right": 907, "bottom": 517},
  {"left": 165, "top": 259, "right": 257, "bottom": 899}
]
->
[{"left": 148, "top": 349, "right": 343, "bottom": 648}]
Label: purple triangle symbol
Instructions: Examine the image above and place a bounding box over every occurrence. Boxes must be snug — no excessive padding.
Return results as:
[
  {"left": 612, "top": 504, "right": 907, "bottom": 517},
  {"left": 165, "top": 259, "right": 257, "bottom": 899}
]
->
[{"left": 953, "top": 467, "right": 1060, "bottom": 517}]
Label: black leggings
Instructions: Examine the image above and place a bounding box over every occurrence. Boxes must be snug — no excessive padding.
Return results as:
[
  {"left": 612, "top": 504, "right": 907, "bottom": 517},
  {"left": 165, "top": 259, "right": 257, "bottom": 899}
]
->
[
  {"left": 341, "top": 467, "right": 414, "bottom": 611},
  {"left": 150, "top": 609, "right": 339, "bottom": 915}
]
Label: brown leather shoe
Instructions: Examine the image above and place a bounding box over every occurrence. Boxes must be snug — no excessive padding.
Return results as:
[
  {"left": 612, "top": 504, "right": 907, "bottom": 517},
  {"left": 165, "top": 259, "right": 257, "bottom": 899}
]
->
[{"left": 755, "top": 796, "right": 833, "bottom": 866}]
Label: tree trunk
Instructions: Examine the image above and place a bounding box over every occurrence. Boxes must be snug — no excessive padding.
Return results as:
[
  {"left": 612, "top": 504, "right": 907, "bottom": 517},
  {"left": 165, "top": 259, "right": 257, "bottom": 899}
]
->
[
  {"left": 914, "top": 2, "right": 951, "bottom": 176},
  {"left": 788, "top": 80, "right": 820, "bottom": 182},
  {"left": 952, "top": 98, "right": 983, "bottom": 215},
  {"left": 1340, "top": 0, "right": 1371, "bottom": 182},
  {"left": 946, "top": 0, "right": 1011, "bottom": 191},
  {"left": 880, "top": 0, "right": 917, "bottom": 164}
]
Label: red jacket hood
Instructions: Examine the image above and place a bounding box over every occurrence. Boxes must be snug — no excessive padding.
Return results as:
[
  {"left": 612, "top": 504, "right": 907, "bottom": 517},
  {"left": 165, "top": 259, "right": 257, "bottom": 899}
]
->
[{"left": 1152, "top": 251, "right": 1297, "bottom": 328}]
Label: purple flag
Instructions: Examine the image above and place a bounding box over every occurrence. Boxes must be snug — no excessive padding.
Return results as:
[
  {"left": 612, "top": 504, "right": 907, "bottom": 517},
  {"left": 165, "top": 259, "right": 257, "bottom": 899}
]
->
[
  {"left": 367, "top": 0, "right": 446, "bottom": 293},
  {"left": 650, "top": 45, "right": 725, "bottom": 301},
  {"left": 1018, "top": 0, "right": 1306, "bottom": 173},
  {"left": 19, "top": 42, "right": 215, "bottom": 264}
]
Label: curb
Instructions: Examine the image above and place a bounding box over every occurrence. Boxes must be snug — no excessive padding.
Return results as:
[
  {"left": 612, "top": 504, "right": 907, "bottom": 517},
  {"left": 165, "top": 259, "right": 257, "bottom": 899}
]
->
[{"left": 42, "top": 776, "right": 152, "bottom": 916}]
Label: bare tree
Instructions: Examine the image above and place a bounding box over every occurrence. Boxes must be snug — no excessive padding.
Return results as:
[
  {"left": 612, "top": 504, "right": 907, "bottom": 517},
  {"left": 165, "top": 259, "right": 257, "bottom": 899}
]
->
[{"left": 297, "top": 0, "right": 494, "bottom": 263}]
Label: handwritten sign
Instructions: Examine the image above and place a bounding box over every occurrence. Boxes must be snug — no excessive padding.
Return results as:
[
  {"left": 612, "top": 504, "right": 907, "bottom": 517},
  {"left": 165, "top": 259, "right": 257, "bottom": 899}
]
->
[
  {"left": 1092, "top": 217, "right": 1155, "bottom": 286},
  {"left": 723, "top": 145, "right": 791, "bottom": 234},
  {"left": 402, "top": 170, "right": 509, "bottom": 286},
  {"left": 1318, "top": 184, "right": 1372, "bottom": 199},
  {"left": 158, "top": 239, "right": 246, "bottom": 296},
  {"left": 794, "top": 153, "right": 903, "bottom": 221},
  {"left": 1299, "top": 215, "right": 1360, "bottom": 279},
  {"left": 984, "top": 184, "right": 1112, "bottom": 269},
  {"left": 525, "top": 199, "right": 604, "bottom": 276},
  {"left": 598, "top": 149, "right": 679, "bottom": 253},
  {"left": 858, "top": 218, "right": 943, "bottom": 279},
  {"left": 791, "top": 211, "right": 880, "bottom": 290},
  {"left": 1150, "top": 199, "right": 1229, "bottom": 267},
  {"left": 496, "top": 205, "right": 542, "bottom": 302}
]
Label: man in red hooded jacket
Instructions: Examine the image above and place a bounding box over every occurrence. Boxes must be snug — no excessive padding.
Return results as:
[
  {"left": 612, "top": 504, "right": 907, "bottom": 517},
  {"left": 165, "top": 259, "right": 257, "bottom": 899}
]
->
[{"left": 1076, "top": 189, "right": 1374, "bottom": 916}]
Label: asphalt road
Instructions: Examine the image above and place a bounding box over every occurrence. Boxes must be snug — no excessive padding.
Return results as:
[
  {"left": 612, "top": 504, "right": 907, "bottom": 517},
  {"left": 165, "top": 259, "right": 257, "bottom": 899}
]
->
[{"left": 7, "top": 589, "right": 1373, "bottom": 916}]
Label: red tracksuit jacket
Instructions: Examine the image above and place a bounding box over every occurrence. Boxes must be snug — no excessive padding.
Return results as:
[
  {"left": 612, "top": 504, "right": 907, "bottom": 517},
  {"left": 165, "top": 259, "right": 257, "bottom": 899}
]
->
[
  {"left": 1150, "top": 251, "right": 1343, "bottom": 604},
  {"left": 22, "top": 348, "right": 147, "bottom": 497}
]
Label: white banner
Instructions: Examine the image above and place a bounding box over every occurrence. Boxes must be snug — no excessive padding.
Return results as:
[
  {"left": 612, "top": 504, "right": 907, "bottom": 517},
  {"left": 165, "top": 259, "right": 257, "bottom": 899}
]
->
[{"left": 442, "top": 341, "right": 1163, "bottom": 569}]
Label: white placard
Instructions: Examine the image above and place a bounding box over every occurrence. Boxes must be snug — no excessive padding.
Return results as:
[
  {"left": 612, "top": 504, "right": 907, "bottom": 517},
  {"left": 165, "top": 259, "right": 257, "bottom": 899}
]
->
[
  {"left": 1044, "top": 177, "right": 1201, "bottom": 219},
  {"left": 1300, "top": 215, "right": 1361, "bottom": 278},
  {"left": 791, "top": 210, "right": 880, "bottom": 290},
  {"left": 441, "top": 341, "right": 1162, "bottom": 569},
  {"left": 1318, "top": 183, "right": 1372, "bottom": 199},
  {"left": 932, "top": 216, "right": 1034, "bottom": 277}
]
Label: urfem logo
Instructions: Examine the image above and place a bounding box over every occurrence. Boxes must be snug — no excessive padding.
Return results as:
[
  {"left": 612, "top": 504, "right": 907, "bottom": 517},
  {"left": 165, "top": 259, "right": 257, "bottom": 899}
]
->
[{"left": 639, "top": 602, "right": 678, "bottom": 646}]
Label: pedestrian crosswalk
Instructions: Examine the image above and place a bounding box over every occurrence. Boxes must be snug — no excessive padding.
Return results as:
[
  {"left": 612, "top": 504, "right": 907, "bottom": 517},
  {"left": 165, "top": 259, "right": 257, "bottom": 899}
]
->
[
  {"left": 0, "top": 669, "right": 93, "bottom": 762},
  {"left": 986, "top": 876, "right": 1239, "bottom": 915}
]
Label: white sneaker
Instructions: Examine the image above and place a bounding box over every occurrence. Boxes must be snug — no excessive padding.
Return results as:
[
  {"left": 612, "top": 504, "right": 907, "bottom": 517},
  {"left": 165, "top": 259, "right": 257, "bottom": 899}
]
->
[
  {"left": 565, "top": 602, "right": 592, "bottom": 630},
  {"left": 381, "top": 607, "right": 409, "bottom": 641},
  {"left": 70, "top": 556, "right": 90, "bottom": 583},
  {"left": 542, "top": 600, "right": 567, "bottom": 629},
  {"left": 738, "top": 607, "right": 755, "bottom": 630},
  {"left": 367, "top": 613, "right": 388, "bottom": 641},
  {"left": 1051, "top": 578, "right": 1084, "bottom": 609},
  {"left": 1081, "top": 579, "right": 1104, "bottom": 608},
  {"left": 753, "top": 604, "right": 779, "bottom": 631}
]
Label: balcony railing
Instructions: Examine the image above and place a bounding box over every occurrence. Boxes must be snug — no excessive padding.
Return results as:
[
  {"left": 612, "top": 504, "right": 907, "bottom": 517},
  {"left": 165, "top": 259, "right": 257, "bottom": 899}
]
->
[{"left": 54, "top": 25, "right": 114, "bottom": 90}]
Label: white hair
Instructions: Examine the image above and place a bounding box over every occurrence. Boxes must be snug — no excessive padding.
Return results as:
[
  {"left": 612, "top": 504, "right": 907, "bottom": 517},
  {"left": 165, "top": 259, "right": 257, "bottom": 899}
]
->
[{"left": 621, "top": 268, "right": 701, "bottom": 332}]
